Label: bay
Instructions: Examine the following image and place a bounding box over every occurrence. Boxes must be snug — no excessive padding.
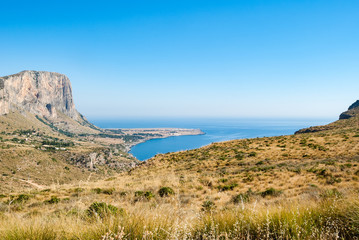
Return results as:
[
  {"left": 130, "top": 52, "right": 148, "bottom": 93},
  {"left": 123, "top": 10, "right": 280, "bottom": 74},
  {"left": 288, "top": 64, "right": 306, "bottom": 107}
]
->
[{"left": 91, "top": 118, "right": 333, "bottom": 161}]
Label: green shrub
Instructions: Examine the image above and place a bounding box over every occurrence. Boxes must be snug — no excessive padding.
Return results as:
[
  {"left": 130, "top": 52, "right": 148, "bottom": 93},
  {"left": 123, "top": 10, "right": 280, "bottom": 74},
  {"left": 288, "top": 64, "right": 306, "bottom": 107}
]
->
[
  {"left": 45, "top": 196, "right": 60, "bottom": 204},
  {"left": 218, "top": 183, "right": 238, "bottom": 191},
  {"left": 144, "top": 191, "right": 155, "bottom": 200},
  {"left": 119, "top": 191, "right": 127, "bottom": 196},
  {"left": 261, "top": 188, "right": 282, "bottom": 198},
  {"left": 12, "top": 194, "right": 31, "bottom": 204},
  {"left": 233, "top": 193, "right": 250, "bottom": 204},
  {"left": 218, "top": 178, "right": 228, "bottom": 183},
  {"left": 102, "top": 188, "right": 115, "bottom": 195},
  {"left": 134, "top": 191, "right": 144, "bottom": 197},
  {"left": 158, "top": 187, "right": 175, "bottom": 197},
  {"left": 92, "top": 188, "right": 114, "bottom": 195},
  {"left": 248, "top": 152, "right": 257, "bottom": 157},
  {"left": 202, "top": 200, "right": 215, "bottom": 212},
  {"left": 87, "top": 202, "right": 119, "bottom": 219},
  {"left": 235, "top": 153, "right": 245, "bottom": 160},
  {"left": 92, "top": 188, "right": 102, "bottom": 194},
  {"left": 73, "top": 188, "right": 84, "bottom": 193},
  {"left": 243, "top": 174, "right": 254, "bottom": 183},
  {"left": 320, "top": 188, "right": 343, "bottom": 198},
  {"left": 326, "top": 176, "right": 341, "bottom": 185}
]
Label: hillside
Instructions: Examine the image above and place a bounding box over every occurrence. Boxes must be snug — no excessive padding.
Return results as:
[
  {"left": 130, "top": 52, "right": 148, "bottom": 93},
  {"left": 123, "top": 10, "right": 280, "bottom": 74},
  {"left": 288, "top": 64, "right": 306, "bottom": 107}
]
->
[
  {"left": 0, "top": 101, "right": 358, "bottom": 239},
  {"left": 0, "top": 71, "right": 139, "bottom": 191},
  {"left": 0, "top": 71, "right": 205, "bottom": 193}
]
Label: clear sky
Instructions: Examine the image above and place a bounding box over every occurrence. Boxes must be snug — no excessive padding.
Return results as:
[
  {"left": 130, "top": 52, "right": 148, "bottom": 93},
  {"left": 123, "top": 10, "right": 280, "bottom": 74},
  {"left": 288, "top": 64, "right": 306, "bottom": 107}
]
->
[{"left": 0, "top": 0, "right": 358, "bottom": 119}]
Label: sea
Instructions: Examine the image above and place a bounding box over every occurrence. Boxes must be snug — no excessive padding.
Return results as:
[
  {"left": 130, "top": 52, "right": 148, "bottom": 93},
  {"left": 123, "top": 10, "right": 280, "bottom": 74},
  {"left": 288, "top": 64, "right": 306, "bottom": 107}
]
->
[{"left": 91, "top": 118, "right": 333, "bottom": 161}]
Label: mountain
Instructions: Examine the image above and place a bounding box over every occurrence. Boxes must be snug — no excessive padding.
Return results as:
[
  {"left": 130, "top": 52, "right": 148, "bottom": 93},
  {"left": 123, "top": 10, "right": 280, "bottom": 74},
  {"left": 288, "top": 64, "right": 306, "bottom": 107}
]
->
[
  {"left": 0, "top": 70, "right": 99, "bottom": 133},
  {"left": 0, "top": 71, "right": 139, "bottom": 192},
  {"left": 0, "top": 70, "right": 202, "bottom": 192},
  {"left": 0, "top": 70, "right": 79, "bottom": 119}
]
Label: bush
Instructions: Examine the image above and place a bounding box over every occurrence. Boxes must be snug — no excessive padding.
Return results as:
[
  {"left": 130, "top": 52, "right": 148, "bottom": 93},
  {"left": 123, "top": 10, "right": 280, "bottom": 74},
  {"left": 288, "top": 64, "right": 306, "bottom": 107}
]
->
[
  {"left": 256, "top": 161, "right": 264, "bottom": 165},
  {"left": 326, "top": 176, "right": 341, "bottom": 185},
  {"left": 218, "top": 178, "right": 228, "bottom": 183},
  {"left": 87, "top": 202, "right": 119, "bottom": 219},
  {"left": 235, "top": 153, "right": 244, "bottom": 160},
  {"left": 11, "top": 194, "right": 31, "bottom": 204},
  {"left": 134, "top": 191, "right": 144, "bottom": 197},
  {"left": 102, "top": 188, "right": 115, "bottom": 195},
  {"left": 144, "top": 191, "right": 155, "bottom": 200},
  {"left": 73, "top": 187, "right": 84, "bottom": 193},
  {"left": 218, "top": 183, "right": 238, "bottom": 191},
  {"left": 202, "top": 200, "right": 215, "bottom": 212},
  {"left": 321, "top": 188, "right": 343, "bottom": 199},
  {"left": 261, "top": 188, "right": 281, "bottom": 198},
  {"left": 158, "top": 187, "right": 175, "bottom": 197},
  {"left": 119, "top": 191, "right": 127, "bottom": 196},
  {"left": 92, "top": 188, "right": 114, "bottom": 195},
  {"left": 92, "top": 188, "right": 102, "bottom": 194},
  {"left": 233, "top": 193, "right": 250, "bottom": 204},
  {"left": 248, "top": 152, "right": 257, "bottom": 157},
  {"left": 45, "top": 196, "right": 60, "bottom": 204}
]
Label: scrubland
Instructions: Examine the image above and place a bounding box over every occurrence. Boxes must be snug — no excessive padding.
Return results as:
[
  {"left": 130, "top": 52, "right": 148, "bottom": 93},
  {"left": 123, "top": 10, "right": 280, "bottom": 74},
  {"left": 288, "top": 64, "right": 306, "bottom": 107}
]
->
[{"left": 1, "top": 117, "right": 359, "bottom": 239}]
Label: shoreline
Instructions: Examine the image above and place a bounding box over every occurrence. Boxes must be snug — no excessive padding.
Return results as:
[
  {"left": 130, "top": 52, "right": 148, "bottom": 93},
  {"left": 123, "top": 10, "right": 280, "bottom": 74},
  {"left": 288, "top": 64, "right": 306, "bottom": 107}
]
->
[{"left": 118, "top": 128, "right": 205, "bottom": 153}]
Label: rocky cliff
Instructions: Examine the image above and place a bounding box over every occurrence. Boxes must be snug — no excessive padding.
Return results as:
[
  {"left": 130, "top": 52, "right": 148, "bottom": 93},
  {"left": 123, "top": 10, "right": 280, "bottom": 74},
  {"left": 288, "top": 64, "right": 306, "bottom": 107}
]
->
[
  {"left": 0, "top": 70, "right": 81, "bottom": 120},
  {"left": 339, "top": 100, "right": 359, "bottom": 120}
]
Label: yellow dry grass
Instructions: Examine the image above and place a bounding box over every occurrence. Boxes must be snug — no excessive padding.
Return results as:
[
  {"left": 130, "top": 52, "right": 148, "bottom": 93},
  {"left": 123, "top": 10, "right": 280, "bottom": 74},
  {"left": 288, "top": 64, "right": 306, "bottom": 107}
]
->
[{"left": 1, "top": 114, "right": 359, "bottom": 239}]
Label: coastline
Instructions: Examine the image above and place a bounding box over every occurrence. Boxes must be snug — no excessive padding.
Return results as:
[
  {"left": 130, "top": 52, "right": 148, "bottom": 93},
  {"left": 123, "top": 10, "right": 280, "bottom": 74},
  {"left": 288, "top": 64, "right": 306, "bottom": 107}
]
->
[{"left": 117, "top": 128, "right": 205, "bottom": 152}]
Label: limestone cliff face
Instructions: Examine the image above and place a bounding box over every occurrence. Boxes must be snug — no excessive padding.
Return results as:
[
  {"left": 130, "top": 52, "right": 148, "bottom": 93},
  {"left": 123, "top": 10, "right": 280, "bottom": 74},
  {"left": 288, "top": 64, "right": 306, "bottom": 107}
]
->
[{"left": 0, "top": 70, "right": 81, "bottom": 120}]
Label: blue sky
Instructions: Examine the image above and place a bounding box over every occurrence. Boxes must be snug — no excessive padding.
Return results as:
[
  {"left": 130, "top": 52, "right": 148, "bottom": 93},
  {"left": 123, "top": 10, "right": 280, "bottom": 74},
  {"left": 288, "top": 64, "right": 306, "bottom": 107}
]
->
[{"left": 0, "top": 0, "right": 358, "bottom": 119}]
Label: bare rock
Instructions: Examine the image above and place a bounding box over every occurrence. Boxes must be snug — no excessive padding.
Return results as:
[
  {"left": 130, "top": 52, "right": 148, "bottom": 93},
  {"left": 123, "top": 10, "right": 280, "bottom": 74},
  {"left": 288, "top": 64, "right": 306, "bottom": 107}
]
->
[{"left": 0, "top": 70, "right": 81, "bottom": 120}]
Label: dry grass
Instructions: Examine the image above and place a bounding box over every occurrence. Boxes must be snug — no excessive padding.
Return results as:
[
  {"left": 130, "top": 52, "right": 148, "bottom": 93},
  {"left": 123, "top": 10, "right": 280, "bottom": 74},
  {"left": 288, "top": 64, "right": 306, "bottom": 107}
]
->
[
  {"left": 1, "top": 113, "right": 359, "bottom": 238},
  {"left": 0, "top": 192, "right": 358, "bottom": 239}
]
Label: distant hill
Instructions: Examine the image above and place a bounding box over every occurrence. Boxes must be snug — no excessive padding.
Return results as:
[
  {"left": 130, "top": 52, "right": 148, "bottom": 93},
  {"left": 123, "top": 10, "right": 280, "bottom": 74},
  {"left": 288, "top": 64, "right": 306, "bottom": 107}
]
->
[
  {"left": 295, "top": 100, "right": 359, "bottom": 134},
  {"left": 340, "top": 100, "right": 359, "bottom": 119}
]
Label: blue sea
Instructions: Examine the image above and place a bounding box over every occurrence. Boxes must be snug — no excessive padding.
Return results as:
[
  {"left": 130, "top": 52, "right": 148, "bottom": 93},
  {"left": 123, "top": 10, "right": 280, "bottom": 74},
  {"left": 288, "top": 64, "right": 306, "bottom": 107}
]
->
[{"left": 91, "top": 118, "right": 333, "bottom": 161}]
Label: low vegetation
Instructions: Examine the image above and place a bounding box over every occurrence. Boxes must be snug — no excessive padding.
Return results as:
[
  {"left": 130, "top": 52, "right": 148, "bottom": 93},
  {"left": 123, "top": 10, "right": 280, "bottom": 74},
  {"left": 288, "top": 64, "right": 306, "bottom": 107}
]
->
[
  {"left": 1, "top": 108, "right": 359, "bottom": 238},
  {"left": 0, "top": 190, "right": 357, "bottom": 239}
]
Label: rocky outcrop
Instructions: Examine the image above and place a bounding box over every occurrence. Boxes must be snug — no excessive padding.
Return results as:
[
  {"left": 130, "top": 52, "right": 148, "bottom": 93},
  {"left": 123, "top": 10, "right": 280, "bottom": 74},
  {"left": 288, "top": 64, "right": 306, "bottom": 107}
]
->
[
  {"left": 339, "top": 100, "right": 359, "bottom": 120},
  {"left": 0, "top": 70, "right": 81, "bottom": 120}
]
